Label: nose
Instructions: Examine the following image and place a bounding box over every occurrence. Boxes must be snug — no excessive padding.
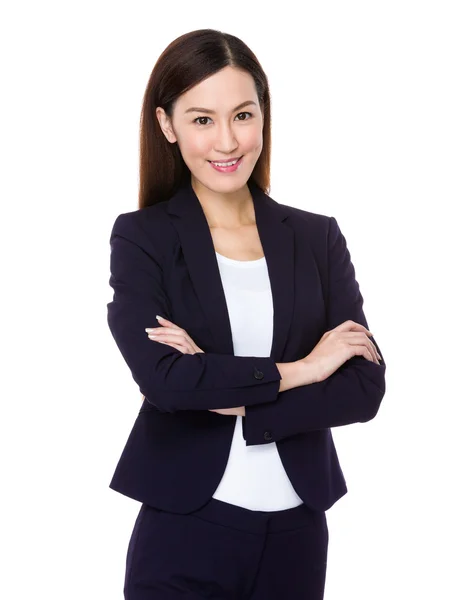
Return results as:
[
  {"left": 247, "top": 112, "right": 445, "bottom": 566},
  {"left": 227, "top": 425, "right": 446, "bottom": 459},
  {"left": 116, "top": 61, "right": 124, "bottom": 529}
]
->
[{"left": 213, "top": 121, "right": 239, "bottom": 155}]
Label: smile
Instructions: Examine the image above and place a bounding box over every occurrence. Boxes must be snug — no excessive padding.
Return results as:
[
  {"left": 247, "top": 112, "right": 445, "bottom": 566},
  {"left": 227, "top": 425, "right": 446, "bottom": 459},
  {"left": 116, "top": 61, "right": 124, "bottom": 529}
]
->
[{"left": 208, "top": 156, "right": 244, "bottom": 173}]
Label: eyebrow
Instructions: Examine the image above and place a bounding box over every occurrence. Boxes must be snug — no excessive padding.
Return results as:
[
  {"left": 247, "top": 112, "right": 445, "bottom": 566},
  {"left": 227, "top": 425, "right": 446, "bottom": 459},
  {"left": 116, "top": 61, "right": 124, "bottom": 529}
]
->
[{"left": 184, "top": 100, "right": 257, "bottom": 115}]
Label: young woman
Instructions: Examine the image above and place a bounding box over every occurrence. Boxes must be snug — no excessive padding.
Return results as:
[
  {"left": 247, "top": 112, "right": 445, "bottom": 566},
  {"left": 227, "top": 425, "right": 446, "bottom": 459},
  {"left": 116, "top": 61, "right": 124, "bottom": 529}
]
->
[{"left": 107, "top": 28, "right": 386, "bottom": 600}]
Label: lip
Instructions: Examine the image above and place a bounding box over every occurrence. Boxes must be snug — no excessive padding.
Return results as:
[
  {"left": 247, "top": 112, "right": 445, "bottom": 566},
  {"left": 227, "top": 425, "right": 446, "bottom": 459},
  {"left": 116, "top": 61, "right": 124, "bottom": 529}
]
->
[
  {"left": 208, "top": 156, "right": 243, "bottom": 164},
  {"left": 208, "top": 155, "right": 244, "bottom": 173}
]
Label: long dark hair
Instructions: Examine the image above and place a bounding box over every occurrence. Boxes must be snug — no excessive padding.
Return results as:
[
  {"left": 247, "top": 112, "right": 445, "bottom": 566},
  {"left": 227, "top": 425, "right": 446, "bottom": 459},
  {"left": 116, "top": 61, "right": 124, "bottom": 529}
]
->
[{"left": 138, "top": 29, "right": 272, "bottom": 209}]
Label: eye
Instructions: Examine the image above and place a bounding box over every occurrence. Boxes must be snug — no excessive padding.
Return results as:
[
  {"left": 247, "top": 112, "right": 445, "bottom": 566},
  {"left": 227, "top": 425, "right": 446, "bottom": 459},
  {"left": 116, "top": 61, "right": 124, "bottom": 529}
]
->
[
  {"left": 193, "top": 116, "right": 212, "bottom": 126},
  {"left": 236, "top": 111, "right": 252, "bottom": 121},
  {"left": 193, "top": 112, "right": 253, "bottom": 126}
]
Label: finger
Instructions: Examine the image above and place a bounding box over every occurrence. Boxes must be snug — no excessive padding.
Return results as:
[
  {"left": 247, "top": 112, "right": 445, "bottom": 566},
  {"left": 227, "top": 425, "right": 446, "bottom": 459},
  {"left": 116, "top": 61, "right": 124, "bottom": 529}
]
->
[
  {"left": 347, "top": 331, "right": 380, "bottom": 362},
  {"left": 149, "top": 322, "right": 200, "bottom": 353},
  {"left": 344, "top": 332, "right": 381, "bottom": 362},
  {"left": 357, "top": 332, "right": 380, "bottom": 362},
  {"left": 336, "top": 320, "right": 373, "bottom": 336},
  {"left": 151, "top": 335, "right": 195, "bottom": 355},
  {"left": 363, "top": 347, "right": 377, "bottom": 364},
  {"left": 345, "top": 333, "right": 380, "bottom": 364},
  {"left": 361, "top": 345, "right": 378, "bottom": 364},
  {"left": 367, "top": 339, "right": 381, "bottom": 362},
  {"left": 353, "top": 345, "right": 376, "bottom": 363},
  {"left": 156, "top": 315, "right": 182, "bottom": 330},
  {"left": 146, "top": 327, "right": 182, "bottom": 336},
  {"left": 148, "top": 331, "right": 190, "bottom": 344},
  {"left": 350, "top": 322, "right": 373, "bottom": 336},
  {"left": 151, "top": 331, "right": 200, "bottom": 355}
]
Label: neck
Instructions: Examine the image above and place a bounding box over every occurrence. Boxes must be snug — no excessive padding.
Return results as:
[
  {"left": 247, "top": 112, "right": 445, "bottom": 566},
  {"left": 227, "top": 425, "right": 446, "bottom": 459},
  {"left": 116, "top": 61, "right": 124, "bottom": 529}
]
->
[{"left": 191, "top": 177, "right": 255, "bottom": 229}]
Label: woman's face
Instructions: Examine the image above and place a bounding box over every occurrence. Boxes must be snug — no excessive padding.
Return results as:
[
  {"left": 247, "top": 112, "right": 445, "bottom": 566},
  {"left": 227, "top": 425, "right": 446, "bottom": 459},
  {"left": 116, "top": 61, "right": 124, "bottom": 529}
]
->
[{"left": 156, "top": 66, "right": 264, "bottom": 194}]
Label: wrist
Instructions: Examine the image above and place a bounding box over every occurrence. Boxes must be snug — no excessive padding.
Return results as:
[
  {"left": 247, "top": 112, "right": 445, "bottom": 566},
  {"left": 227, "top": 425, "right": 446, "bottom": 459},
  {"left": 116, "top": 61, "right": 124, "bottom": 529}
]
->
[
  {"left": 276, "top": 359, "right": 316, "bottom": 392},
  {"left": 297, "top": 356, "right": 319, "bottom": 385}
]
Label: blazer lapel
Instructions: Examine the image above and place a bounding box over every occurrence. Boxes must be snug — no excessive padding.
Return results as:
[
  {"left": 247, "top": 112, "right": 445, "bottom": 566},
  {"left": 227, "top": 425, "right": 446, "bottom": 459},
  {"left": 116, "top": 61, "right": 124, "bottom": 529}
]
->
[{"left": 167, "top": 178, "right": 295, "bottom": 363}]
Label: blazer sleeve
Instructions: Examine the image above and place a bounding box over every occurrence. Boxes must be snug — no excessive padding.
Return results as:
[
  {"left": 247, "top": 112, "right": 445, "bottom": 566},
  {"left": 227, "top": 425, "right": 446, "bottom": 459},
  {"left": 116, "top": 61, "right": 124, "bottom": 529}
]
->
[
  {"left": 106, "top": 212, "right": 282, "bottom": 413},
  {"left": 243, "top": 215, "right": 386, "bottom": 446}
]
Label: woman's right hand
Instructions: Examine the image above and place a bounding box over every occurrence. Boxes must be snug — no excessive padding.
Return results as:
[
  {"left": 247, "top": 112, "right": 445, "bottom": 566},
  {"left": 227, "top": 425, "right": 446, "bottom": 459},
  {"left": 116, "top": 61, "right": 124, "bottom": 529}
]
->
[{"left": 300, "top": 320, "right": 381, "bottom": 384}]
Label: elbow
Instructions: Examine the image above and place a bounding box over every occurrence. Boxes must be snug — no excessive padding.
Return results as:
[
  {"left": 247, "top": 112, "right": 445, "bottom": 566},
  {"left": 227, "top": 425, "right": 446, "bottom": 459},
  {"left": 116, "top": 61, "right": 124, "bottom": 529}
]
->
[
  {"left": 140, "top": 379, "right": 177, "bottom": 413},
  {"left": 359, "top": 387, "right": 385, "bottom": 423},
  {"left": 135, "top": 352, "right": 194, "bottom": 413},
  {"left": 359, "top": 402, "right": 381, "bottom": 423},
  {"left": 357, "top": 362, "right": 386, "bottom": 423},
  {"left": 134, "top": 382, "right": 166, "bottom": 412}
]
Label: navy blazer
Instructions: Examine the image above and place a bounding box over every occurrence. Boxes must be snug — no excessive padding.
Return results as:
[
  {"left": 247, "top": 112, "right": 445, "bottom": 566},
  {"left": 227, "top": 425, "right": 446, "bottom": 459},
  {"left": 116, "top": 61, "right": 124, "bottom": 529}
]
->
[{"left": 106, "top": 178, "right": 386, "bottom": 513}]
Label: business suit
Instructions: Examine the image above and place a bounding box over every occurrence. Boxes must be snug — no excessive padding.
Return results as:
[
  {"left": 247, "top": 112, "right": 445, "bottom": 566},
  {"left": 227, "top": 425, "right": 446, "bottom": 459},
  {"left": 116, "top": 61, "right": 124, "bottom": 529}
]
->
[
  {"left": 107, "top": 177, "right": 386, "bottom": 598},
  {"left": 107, "top": 175, "right": 386, "bottom": 510}
]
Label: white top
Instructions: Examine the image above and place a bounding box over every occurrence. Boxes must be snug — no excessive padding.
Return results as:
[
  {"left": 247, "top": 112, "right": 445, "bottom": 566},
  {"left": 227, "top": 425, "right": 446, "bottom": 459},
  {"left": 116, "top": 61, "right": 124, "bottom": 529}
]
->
[{"left": 211, "top": 251, "right": 304, "bottom": 511}]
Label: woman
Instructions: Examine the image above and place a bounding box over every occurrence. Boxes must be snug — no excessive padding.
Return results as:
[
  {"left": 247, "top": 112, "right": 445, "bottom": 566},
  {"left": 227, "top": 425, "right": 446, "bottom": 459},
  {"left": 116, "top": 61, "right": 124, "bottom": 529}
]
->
[{"left": 107, "top": 28, "right": 386, "bottom": 600}]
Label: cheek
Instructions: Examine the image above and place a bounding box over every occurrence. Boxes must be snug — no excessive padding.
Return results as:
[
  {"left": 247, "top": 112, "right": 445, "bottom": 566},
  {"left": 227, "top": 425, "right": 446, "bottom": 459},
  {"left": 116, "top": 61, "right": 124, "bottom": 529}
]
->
[
  {"left": 241, "top": 128, "right": 263, "bottom": 153},
  {"left": 176, "top": 131, "right": 211, "bottom": 159}
]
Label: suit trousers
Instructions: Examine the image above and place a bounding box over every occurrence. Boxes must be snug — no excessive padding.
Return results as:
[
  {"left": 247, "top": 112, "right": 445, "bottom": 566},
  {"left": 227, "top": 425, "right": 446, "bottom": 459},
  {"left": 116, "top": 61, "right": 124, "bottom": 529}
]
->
[{"left": 123, "top": 496, "right": 329, "bottom": 600}]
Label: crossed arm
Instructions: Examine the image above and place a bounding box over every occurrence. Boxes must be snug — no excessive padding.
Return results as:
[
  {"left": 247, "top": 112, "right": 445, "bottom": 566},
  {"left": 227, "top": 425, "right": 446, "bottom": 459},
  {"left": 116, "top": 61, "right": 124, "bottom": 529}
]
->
[
  {"left": 107, "top": 212, "right": 386, "bottom": 445},
  {"left": 144, "top": 315, "right": 320, "bottom": 416}
]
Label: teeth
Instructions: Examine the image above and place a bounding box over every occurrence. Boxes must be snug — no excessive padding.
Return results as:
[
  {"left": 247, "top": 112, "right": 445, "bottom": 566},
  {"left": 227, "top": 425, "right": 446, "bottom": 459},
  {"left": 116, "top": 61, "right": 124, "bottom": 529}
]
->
[{"left": 211, "top": 157, "right": 240, "bottom": 167}]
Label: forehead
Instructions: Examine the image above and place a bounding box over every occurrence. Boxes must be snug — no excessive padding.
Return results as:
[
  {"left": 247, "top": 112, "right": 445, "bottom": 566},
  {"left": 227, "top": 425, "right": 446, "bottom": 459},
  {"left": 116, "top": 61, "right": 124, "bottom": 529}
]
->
[{"left": 176, "top": 67, "right": 257, "bottom": 111}]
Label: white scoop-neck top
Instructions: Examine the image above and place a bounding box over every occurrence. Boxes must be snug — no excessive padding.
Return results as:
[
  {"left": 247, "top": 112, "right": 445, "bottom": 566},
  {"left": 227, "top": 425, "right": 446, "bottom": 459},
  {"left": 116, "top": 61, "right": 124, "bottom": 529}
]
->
[{"left": 211, "top": 250, "right": 303, "bottom": 511}]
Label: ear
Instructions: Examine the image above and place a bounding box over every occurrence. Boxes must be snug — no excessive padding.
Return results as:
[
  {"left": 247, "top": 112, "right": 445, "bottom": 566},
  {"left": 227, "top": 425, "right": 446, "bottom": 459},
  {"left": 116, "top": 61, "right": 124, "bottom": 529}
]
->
[{"left": 156, "top": 107, "right": 177, "bottom": 144}]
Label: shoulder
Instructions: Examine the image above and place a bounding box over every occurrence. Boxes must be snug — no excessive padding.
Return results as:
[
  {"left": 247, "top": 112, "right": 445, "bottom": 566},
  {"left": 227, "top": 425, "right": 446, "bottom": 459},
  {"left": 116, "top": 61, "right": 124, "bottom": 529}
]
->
[
  {"left": 111, "top": 200, "right": 170, "bottom": 231},
  {"left": 108, "top": 201, "right": 175, "bottom": 262},
  {"left": 274, "top": 200, "right": 335, "bottom": 243},
  {"left": 269, "top": 196, "right": 348, "bottom": 263},
  {"left": 285, "top": 203, "right": 330, "bottom": 226}
]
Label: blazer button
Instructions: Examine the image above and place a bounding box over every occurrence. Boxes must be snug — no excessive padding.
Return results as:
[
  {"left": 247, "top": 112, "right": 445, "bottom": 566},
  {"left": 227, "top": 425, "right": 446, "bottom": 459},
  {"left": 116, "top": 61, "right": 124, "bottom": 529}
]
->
[
  {"left": 263, "top": 431, "right": 273, "bottom": 441},
  {"left": 254, "top": 367, "right": 264, "bottom": 380}
]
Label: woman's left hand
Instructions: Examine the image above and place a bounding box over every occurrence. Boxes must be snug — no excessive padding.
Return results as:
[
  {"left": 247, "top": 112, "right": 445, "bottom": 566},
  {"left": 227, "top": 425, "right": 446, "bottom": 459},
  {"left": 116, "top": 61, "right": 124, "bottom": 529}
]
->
[
  {"left": 146, "top": 316, "right": 245, "bottom": 417},
  {"left": 209, "top": 406, "right": 246, "bottom": 416},
  {"left": 145, "top": 316, "right": 204, "bottom": 354}
]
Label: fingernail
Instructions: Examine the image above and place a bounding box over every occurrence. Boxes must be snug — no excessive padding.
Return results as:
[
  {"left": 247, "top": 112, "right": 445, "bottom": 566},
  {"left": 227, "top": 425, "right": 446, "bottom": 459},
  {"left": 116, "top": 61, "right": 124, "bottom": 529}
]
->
[
  {"left": 145, "top": 328, "right": 154, "bottom": 332},
  {"left": 156, "top": 315, "right": 165, "bottom": 321}
]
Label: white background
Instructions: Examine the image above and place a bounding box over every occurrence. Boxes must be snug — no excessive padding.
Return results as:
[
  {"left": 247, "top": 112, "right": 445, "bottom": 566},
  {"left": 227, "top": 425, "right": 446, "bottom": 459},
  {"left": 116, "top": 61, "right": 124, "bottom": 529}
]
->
[{"left": 1, "top": 1, "right": 461, "bottom": 598}]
